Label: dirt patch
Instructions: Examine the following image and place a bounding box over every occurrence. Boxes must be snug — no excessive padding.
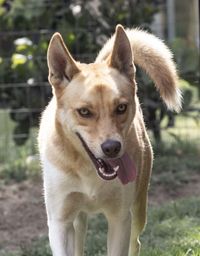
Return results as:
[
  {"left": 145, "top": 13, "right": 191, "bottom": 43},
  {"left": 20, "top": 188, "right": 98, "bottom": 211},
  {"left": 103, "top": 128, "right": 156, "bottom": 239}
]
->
[
  {"left": 0, "top": 179, "right": 47, "bottom": 255},
  {"left": 149, "top": 174, "right": 200, "bottom": 205},
  {"left": 0, "top": 174, "right": 200, "bottom": 254}
]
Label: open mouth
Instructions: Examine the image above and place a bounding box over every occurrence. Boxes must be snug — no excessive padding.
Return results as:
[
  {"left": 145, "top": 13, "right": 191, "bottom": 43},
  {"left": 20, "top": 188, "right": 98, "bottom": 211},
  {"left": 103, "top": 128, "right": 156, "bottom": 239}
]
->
[
  {"left": 77, "top": 133, "right": 117, "bottom": 181},
  {"left": 76, "top": 133, "right": 137, "bottom": 185}
]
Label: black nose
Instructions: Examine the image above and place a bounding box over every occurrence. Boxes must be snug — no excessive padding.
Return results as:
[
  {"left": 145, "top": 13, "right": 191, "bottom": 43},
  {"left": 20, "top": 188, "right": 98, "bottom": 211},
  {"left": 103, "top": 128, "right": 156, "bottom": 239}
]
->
[{"left": 101, "top": 139, "right": 121, "bottom": 158}]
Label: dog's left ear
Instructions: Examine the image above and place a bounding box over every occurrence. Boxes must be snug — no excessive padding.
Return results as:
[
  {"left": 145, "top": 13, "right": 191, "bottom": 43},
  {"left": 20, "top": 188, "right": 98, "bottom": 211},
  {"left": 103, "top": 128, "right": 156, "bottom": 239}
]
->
[{"left": 110, "top": 25, "right": 135, "bottom": 80}]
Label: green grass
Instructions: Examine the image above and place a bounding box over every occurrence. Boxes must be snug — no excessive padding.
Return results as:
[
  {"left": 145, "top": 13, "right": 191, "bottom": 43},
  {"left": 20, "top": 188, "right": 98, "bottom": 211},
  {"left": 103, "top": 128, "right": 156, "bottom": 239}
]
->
[
  {"left": 0, "top": 111, "right": 39, "bottom": 183},
  {"left": 151, "top": 139, "right": 200, "bottom": 191},
  {"left": 140, "top": 197, "right": 200, "bottom": 256},
  {"left": 4, "top": 197, "right": 200, "bottom": 256},
  {"left": 161, "top": 114, "right": 200, "bottom": 142}
]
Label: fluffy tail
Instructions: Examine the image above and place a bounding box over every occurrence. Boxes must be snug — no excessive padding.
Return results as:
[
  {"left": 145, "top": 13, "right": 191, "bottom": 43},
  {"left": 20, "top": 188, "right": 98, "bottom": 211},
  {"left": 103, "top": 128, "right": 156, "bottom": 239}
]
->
[{"left": 95, "top": 28, "right": 182, "bottom": 112}]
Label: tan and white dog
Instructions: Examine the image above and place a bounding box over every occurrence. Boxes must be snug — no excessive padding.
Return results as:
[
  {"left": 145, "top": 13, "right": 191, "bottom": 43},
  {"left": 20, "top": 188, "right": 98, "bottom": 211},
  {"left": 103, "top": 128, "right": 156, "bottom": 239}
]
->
[{"left": 38, "top": 25, "right": 181, "bottom": 256}]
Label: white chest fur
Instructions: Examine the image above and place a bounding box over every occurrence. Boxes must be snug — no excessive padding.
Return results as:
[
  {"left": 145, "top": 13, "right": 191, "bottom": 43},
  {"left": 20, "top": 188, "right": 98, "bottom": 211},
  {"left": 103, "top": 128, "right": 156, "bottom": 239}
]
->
[{"left": 42, "top": 156, "right": 135, "bottom": 217}]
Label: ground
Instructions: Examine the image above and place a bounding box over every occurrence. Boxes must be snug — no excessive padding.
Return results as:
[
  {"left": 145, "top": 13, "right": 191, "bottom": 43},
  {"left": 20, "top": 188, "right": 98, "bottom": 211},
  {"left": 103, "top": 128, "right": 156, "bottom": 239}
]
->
[
  {"left": 0, "top": 179, "right": 47, "bottom": 254},
  {"left": 0, "top": 173, "right": 200, "bottom": 255}
]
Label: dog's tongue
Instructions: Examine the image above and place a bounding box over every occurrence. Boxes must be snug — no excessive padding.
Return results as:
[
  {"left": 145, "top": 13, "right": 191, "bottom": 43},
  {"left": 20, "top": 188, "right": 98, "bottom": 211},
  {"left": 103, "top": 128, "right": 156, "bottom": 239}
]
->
[{"left": 107, "top": 153, "right": 136, "bottom": 185}]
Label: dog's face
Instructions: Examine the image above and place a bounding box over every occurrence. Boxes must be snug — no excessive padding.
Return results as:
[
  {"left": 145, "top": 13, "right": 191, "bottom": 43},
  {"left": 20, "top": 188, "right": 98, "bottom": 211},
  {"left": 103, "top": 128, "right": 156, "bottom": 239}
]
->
[
  {"left": 58, "top": 63, "right": 136, "bottom": 159},
  {"left": 48, "top": 26, "right": 136, "bottom": 161}
]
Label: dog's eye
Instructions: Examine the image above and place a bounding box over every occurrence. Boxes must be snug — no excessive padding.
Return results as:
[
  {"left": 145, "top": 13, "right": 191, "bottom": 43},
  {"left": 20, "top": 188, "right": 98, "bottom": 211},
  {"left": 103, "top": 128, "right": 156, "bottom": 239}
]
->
[
  {"left": 116, "top": 103, "right": 128, "bottom": 115},
  {"left": 77, "top": 108, "right": 93, "bottom": 118}
]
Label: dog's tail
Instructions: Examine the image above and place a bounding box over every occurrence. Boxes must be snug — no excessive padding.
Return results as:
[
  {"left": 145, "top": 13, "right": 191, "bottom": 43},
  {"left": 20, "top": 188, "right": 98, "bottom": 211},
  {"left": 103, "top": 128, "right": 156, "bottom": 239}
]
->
[{"left": 95, "top": 27, "right": 182, "bottom": 112}]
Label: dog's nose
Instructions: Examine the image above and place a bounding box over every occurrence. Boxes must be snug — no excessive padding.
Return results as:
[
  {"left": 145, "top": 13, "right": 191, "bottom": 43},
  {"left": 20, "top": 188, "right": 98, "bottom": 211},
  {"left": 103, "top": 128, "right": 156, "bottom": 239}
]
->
[{"left": 101, "top": 140, "right": 121, "bottom": 158}]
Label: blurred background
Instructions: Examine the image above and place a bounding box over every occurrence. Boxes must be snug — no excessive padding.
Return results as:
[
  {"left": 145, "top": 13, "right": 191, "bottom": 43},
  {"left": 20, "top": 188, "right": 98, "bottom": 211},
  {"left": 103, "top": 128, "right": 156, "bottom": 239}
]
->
[{"left": 0, "top": 0, "right": 199, "bottom": 256}]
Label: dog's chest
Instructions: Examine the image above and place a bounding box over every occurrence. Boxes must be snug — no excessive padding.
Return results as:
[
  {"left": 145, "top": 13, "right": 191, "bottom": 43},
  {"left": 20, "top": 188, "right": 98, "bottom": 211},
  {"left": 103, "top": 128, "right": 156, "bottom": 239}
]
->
[{"left": 77, "top": 174, "right": 121, "bottom": 213}]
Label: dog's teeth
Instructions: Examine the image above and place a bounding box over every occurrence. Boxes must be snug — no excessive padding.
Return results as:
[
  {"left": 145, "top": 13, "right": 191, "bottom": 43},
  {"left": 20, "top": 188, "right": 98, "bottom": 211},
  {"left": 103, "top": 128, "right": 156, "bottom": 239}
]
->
[
  {"left": 99, "top": 167, "right": 117, "bottom": 178},
  {"left": 99, "top": 167, "right": 105, "bottom": 174},
  {"left": 113, "top": 166, "right": 119, "bottom": 172}
]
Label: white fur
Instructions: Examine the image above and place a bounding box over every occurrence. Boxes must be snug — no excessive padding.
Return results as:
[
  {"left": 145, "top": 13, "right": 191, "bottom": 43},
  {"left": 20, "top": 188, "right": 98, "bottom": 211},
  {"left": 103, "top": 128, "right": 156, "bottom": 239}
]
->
[{"left": 41, "top": 155, "right": 137, "bottom": 256}]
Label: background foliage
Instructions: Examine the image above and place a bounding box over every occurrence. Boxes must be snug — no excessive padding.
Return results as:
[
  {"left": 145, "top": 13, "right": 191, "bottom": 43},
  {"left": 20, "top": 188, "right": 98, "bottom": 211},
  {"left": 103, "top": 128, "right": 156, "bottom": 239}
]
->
[
  {"left": 0, "top": 1, "right": 199, "bottom": 255},
  {"left": 0, "top": 0, "right": 199, "bottom": 144}
]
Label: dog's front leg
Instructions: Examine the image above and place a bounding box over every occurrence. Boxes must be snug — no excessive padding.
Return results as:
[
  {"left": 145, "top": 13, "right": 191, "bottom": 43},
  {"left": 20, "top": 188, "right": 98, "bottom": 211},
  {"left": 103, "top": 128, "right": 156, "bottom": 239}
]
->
[
  {"left": 74, "top": 212, "right": 88, "bottom": 256},
  {"left": 45, "top": 188, "right": 81, "bottom": 256},
  {"left": 107, "top": 211, "right": 132, "bottom": 256},
  {"left": 48, "top": 219, "right": 75, "bottom": 256}
]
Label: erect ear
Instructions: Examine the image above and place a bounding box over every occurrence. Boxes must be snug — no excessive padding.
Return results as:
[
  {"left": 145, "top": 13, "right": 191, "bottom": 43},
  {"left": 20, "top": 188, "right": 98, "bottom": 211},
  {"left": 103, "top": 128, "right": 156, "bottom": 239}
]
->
[
  {"left": 110, "top": 25, "right": 135, "bottom": 80},
  {"left": 47, "top": 33, "right": 80, "bottom": 89}
]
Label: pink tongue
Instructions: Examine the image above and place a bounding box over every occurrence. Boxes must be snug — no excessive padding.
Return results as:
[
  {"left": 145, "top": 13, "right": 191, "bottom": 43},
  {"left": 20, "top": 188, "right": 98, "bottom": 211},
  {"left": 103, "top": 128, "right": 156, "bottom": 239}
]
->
[{"left": 108, "top": 153, "right": 136, "bottom": 185}]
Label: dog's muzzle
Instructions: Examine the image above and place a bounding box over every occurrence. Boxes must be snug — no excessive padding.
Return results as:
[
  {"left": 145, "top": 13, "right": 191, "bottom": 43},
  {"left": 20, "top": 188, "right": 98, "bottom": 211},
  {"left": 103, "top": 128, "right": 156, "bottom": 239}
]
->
[{"left": 76, "top": 133, "right": 137, "bottom": 185}]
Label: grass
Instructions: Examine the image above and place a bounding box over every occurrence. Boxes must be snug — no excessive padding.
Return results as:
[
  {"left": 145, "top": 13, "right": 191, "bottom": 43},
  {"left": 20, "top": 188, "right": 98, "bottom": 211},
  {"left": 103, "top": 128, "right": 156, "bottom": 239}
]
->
[
  {"left": 0, "top": 111, "right": 39, "bottom": 183},
  {"left": 151, "top": 139, "right": 200, "bottom": 191},
  {"left": 3, "top": 197, "right": 200, "bottom": 256},
  {"left": 4, "top": 137, "right": 197, "bottom": 256},
  {"left": 0, "top": 109, "right": 200, "bottom": 255},
  {"left": 140, "top": 197, "right": 200, "bottom": 256},
  {"left": 160, "top": 114, "right": 200, "bottom": 142},
  {"left": 0, "top": 142, "right": 40, "bottom": 183}
]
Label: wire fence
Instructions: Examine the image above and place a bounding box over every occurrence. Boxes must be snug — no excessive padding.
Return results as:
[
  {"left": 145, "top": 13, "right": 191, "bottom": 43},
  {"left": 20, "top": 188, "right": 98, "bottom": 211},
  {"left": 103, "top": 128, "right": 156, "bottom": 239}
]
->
[
  {"left": 0, "top": 28, "right": 97, "bottom": 169},
  {"left": 0, "top": 2, "right": 199, "bottom": 173}
]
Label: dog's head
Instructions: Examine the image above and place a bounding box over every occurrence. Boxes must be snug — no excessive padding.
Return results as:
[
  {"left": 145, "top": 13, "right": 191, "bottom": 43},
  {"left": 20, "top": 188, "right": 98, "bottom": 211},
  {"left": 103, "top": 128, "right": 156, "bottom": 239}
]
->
[{"left": 47, "top": 25, "right": 137, "bottom": 182}]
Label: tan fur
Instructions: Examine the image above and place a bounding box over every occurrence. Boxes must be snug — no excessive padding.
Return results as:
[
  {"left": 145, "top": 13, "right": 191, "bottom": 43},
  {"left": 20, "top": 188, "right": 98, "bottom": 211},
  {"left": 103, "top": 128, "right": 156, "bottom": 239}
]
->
[
  {"left": 96, "top": 28, "right": 182, "bottom": 112},
  {"left": 38, "top": 25, "right": 181, "bottom": 256}
]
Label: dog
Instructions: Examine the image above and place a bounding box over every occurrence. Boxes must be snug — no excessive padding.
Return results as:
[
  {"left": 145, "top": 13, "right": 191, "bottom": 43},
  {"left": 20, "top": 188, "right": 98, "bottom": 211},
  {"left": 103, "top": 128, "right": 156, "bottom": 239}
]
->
[{"left": 38, "top": 25, "right": 181, "bottom": 256}]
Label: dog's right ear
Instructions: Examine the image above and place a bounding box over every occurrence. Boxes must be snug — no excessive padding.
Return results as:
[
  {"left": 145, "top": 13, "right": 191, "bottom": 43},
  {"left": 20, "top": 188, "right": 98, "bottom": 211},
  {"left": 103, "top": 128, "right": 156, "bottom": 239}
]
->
[{"left": 47, "top": 33, "right": 80, "bottom": 90}]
